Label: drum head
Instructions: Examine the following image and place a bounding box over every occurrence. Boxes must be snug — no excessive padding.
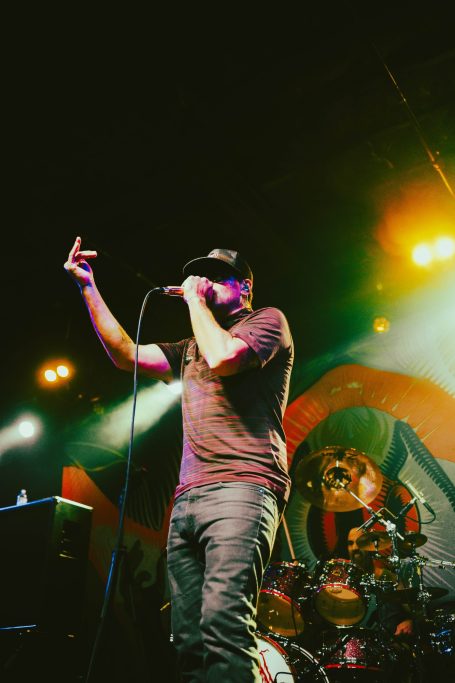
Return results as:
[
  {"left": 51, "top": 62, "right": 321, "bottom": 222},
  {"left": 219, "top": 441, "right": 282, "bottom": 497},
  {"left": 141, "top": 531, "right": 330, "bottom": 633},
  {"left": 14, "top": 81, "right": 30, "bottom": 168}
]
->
[
  {"left": 314, "top": 559, "right": 367, "bottom": 626},
  {"left": 258, "top": 562, "right": 312, "bottom": 637},
  {"left": 257, "top": 633, "right": 329, "bottom": 683}
]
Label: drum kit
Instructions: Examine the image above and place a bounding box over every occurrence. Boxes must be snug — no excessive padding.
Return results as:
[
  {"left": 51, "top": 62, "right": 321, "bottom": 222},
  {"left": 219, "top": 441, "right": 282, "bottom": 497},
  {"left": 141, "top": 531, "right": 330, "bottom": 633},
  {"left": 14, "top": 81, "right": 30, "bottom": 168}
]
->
[{"left": 256, "top": 446, "right": 455, "bottom": 682}]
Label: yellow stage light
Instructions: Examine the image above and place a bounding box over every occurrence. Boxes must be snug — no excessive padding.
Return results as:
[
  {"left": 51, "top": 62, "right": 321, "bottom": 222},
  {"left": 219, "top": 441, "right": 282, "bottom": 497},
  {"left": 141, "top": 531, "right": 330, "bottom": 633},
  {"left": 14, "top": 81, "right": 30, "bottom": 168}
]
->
[
  {"left": 56, "top": 364, "right": 70, "bottom": 378},
  {"left": 434, "top": 236, "right": 455, "bottom": 260},
  {"left": 37, "top": 358, "right": 75, "bottom": 388},
  {"left": 412, "top": 243, "right": 433, "bottom": 266},
  {"left": 373, "top": 316, "right": 390, "bottom": 334}
]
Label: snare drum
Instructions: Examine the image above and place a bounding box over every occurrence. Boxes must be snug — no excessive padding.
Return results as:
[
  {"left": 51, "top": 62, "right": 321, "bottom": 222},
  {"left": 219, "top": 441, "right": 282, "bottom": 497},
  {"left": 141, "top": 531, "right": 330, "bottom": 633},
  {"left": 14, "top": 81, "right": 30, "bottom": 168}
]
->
[
  {"left": 257, "top": 561, "right": 313, "bottom": 637},
  {"left": 313, "top": 558, "right": 368, "bottom": 626},
  {"left": 315, "top": 627, "right": 398, "bottom": 682},
  {"left": 257, "top": 632, "right": 329, "bottom": 683}
]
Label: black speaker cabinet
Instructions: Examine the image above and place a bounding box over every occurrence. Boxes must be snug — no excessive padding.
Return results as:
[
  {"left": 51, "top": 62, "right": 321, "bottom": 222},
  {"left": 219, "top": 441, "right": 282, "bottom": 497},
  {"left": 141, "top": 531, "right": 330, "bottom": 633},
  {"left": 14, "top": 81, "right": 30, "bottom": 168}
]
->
[{"left": 0, "top": 496, "right": 93, "bottom": 634}]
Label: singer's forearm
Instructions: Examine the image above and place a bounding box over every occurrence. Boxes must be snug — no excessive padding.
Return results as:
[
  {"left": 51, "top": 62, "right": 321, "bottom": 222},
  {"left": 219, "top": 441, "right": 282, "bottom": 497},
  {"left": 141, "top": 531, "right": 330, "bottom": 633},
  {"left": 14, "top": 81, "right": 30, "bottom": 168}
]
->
[
  {"left": 187, "top": 298, "right": 251, "bottom": 375},
  {"left": 81, "top": 283, "right": 136, "bottom": 368},
  {"left": 80, "top": 283, "right": 172, "bottom": 379}
]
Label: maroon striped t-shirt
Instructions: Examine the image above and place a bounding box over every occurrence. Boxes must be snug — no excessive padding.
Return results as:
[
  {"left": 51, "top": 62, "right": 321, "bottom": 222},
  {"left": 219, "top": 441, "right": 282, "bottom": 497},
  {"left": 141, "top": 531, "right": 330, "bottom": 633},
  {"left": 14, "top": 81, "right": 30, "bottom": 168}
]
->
[{"left": 157, "top": 306, "right": 294, "bottom": 503}]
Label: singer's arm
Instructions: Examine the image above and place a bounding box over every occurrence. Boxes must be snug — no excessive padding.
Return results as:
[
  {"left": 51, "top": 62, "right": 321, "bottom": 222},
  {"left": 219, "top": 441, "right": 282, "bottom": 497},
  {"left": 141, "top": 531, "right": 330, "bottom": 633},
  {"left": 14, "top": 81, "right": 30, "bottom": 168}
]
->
[
  {"left": 64, "top": 236, "right": 173, "bottom": 382},
  {"left": 183, "top": 275, "right": 258, "bottom": 377},
  {"left": 187, "top": 298, "right": 254, "bottom": 376},
  {"left": 80, "top": 281, "right": 173, "bottom": 380}
]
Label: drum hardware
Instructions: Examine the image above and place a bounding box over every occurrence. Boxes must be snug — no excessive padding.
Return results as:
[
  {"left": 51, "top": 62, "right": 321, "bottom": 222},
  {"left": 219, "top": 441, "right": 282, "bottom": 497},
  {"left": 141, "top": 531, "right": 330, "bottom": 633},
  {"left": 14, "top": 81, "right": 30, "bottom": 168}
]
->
[
  {"left": 381, "top": 586, "right": 448, "bottom": 604},
  {"left": 396, "top": 532, "right": 428, "bottom": 557},
  {"left": 296, "top": 447, "right": 406, "bottom": 568},
  {"left": 419, "top": 606, "right": 455, "bottom": 658},
  {"left": 393, "top": 551, "right": 455, "bottom": 617},
  {"left": 403, "top": 555, "right": 455, "bottom": 571},
  {"left": 357, "top": 530, "right": 392, "bottom": 552},
  {"left": 386, "top": 544, "right": 455, "bottom": 679},
  {"left": 294, "top": 446, "right": 383, "bottom": 512}
]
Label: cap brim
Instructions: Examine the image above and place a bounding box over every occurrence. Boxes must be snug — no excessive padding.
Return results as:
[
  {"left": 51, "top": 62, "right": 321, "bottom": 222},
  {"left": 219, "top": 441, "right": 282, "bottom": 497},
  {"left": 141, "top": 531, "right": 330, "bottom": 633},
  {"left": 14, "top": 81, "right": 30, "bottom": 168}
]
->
[{"left": 182, "top": 256, "right": 243, "bottom": 280}]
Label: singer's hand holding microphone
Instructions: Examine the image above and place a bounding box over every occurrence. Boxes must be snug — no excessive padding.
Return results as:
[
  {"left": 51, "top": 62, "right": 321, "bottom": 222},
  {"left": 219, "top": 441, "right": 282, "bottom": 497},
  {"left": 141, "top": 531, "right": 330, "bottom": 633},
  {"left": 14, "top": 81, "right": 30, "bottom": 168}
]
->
[{"left": 159, "top": 276, "right": 214, "bottom": 305}]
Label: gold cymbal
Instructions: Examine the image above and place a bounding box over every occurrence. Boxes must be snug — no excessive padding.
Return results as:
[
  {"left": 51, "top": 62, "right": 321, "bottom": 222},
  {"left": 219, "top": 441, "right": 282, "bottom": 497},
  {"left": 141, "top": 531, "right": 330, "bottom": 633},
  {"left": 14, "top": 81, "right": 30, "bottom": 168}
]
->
[
  {"left": 294, "top": 446, "right": 383, "bottom": 512},
  {"left": 357, "top": 530, "right": 392, "bottom": 552},
  {"left": 398, "top": 532, "right": 428, "bottom": 556}
]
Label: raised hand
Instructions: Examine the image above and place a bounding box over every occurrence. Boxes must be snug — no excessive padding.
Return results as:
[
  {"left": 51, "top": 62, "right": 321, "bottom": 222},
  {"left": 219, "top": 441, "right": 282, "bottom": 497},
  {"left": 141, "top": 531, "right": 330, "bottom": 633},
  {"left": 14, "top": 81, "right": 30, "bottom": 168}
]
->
[{"left": 64, "top": 236, "right": 98, "bottom": 288}]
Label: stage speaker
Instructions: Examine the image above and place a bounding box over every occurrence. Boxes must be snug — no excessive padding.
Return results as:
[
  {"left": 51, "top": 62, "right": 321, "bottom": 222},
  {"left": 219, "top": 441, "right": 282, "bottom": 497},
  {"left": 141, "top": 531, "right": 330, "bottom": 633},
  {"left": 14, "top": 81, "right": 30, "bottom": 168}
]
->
[{"left": 0, "top": 496, "right": 93, "bottom": 634}]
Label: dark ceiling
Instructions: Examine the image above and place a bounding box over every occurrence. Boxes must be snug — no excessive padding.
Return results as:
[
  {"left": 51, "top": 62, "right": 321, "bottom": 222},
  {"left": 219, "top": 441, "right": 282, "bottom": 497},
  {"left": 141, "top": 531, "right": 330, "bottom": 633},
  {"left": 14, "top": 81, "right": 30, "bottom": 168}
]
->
[{"left": 3, "top": 1, "right": 455, "bottom": 422}]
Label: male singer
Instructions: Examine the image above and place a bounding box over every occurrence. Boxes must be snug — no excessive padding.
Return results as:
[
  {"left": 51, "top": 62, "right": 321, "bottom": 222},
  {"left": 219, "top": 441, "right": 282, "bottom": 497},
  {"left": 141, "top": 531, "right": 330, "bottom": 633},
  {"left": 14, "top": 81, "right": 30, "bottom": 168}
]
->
[{"left": 64, "top": 237, "right": 294, "bottom": 682}]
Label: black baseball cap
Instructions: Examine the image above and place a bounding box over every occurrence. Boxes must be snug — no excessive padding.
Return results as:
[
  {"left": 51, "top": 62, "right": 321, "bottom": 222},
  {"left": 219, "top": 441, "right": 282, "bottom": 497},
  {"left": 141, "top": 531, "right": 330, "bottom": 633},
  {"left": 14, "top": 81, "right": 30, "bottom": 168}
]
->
[{"left": 183, "top": 248, "right": 253, "bottom": 283}]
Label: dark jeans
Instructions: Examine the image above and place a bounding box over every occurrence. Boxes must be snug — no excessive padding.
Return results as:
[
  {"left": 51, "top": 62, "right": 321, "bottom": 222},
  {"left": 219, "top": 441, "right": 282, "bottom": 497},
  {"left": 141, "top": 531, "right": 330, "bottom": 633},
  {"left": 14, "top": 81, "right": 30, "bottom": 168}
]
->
[{"left": 167, "top": 481, "right": 281, "bottom": 683}]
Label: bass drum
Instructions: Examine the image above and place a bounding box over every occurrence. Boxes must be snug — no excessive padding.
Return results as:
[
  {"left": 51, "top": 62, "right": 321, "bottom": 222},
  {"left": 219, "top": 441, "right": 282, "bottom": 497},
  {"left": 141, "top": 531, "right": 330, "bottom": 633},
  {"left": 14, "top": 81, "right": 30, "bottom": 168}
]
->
[{"left": 257, "top": 633, "right": 329, "bottom": 683}]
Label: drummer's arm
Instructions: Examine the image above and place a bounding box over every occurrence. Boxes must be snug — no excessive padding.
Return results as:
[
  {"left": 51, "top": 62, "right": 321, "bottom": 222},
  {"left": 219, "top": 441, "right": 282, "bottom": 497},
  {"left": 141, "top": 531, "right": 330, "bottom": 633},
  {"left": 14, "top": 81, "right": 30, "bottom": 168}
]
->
[{"left": 394, "top": 619, "right": 413, "bottom": 636}]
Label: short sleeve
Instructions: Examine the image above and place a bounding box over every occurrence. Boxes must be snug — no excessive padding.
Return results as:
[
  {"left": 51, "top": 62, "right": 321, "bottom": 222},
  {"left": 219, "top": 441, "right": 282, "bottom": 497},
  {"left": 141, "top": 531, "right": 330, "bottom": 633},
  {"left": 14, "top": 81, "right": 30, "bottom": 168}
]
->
[
  {"left": 231, "top": 308, "right": 292, "bottom": 367},
  {"left": 156, "top": 339, "right": 188, "bottom": 380}
]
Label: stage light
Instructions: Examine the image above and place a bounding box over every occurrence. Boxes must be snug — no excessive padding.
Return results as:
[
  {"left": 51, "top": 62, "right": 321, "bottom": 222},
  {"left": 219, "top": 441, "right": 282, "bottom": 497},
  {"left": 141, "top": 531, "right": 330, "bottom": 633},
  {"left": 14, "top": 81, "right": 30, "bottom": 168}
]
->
[
  {"left": 37, "top": 359, "right": 74, "bottom": 388},
  {"left": 373, "top": 316, "right": 390, "bottom": 334},
  {"left": 70, "top": 383, "right": 183, "bottom": 453},
  {"left": 0, "top": 415, "right": 42, "bottom": 455},
  {"left": 412, "top": 243, "right": 432, "bottom": 266},
  {"left": 17, "top": 420, "right": 36, "bottom": 439},
  {"left": 434, "top": 236, "right": 455, "bottom": 260},
  {"left": 56, "top": 364, "right": 70, "bottom": 378}
]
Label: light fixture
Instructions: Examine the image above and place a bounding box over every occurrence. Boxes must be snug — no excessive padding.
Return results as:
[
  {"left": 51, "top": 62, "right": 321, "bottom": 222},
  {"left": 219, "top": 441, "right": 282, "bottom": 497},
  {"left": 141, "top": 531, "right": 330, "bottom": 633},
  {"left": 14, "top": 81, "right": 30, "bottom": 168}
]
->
[{"left": 373, "top": 316, "right": 390, "bottom": 334}]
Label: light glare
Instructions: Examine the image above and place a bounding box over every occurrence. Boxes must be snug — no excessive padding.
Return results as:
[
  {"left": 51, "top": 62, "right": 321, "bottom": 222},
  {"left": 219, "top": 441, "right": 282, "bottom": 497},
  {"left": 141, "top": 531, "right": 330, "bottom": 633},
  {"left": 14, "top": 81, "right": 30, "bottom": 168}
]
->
[
  {"left": 56, "top": 364, "right": 70, "bottom": 378},
  {"left": 18, "top": 420, "right": 35, "bottom": 439},
  {"left": 168, "top": 381, "right": 182, "bottom": 395},
  {"left": 412, "top": 243, "right": 432, "bottom": 266},
  {"left": 44, "top": 369, "right": 58, "bottom": 382},
  {"left": 434, "top": 236, "right": 455, "bottom": 260},
  {"left": 373, "top": 316, "right": 390, "bottom": 334}
]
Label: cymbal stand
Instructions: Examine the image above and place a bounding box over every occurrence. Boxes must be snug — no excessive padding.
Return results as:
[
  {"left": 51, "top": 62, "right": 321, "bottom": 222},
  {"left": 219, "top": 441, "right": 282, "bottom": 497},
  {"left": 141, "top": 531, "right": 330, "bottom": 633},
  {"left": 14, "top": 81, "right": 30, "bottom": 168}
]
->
[
  {"left": 404, "top": 552, "right": 455, "bottom": 615},
  {"left": 325, "top": 473, "right": 404, "bottom": 570},
  {"left": 407, "top": 555, "right": 455, "bottom": 571}
]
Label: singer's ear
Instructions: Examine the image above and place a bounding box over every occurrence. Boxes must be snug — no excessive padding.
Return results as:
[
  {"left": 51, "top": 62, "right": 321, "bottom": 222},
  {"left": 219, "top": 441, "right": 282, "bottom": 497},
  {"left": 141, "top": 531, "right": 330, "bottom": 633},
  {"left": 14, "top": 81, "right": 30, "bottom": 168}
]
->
[{"left": 240, "top": 278, "right": 253, "bottom": 307}]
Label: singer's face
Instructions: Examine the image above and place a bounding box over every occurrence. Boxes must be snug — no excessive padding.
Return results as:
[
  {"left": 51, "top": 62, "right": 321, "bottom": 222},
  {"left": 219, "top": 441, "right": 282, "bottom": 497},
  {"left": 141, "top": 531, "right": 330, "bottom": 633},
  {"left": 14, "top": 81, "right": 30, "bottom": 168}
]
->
[{"left": 210, "top": 275, "right": 243, "bottom": 314}]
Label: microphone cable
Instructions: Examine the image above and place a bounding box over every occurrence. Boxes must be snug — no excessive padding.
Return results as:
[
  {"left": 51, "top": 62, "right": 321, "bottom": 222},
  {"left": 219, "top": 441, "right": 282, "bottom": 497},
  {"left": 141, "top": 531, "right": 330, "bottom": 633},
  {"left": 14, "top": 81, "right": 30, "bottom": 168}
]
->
[{"left": 84, "top": 286, "right": 164, "bottom": 683}]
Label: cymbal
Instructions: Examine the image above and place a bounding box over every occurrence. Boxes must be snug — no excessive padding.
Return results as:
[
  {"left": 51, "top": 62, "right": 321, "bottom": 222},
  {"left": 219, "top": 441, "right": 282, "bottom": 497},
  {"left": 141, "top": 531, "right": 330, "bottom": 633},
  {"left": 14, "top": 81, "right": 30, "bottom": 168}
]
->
[
  {"left": 381, "top": 586, "right": 448, "bottom": 604},
  {"left": 357, "top": 530, "right": 392, "bottom": 552},
  {"left": 294, "top": 445, "right": 383, "bottom": 512},
  {"left": 398, "top": 532, "right": 428, "bottom": 556}
]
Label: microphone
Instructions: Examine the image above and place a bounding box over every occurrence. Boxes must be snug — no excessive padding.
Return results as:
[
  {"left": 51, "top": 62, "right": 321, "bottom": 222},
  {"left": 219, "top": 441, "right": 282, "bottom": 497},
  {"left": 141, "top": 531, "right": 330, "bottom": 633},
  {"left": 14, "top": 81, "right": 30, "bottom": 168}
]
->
[
  {"left": 156, "top": 286, "right": 184, "bottom": 297},
  {"left": 405, "top": 481, "right": 435, "bottom": 516},
  {"left": 356, "top": 514, "right": 380, "bottom": 534},
  {"left": 396, "top": 496, "right": 417, "bottom": 519}
]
